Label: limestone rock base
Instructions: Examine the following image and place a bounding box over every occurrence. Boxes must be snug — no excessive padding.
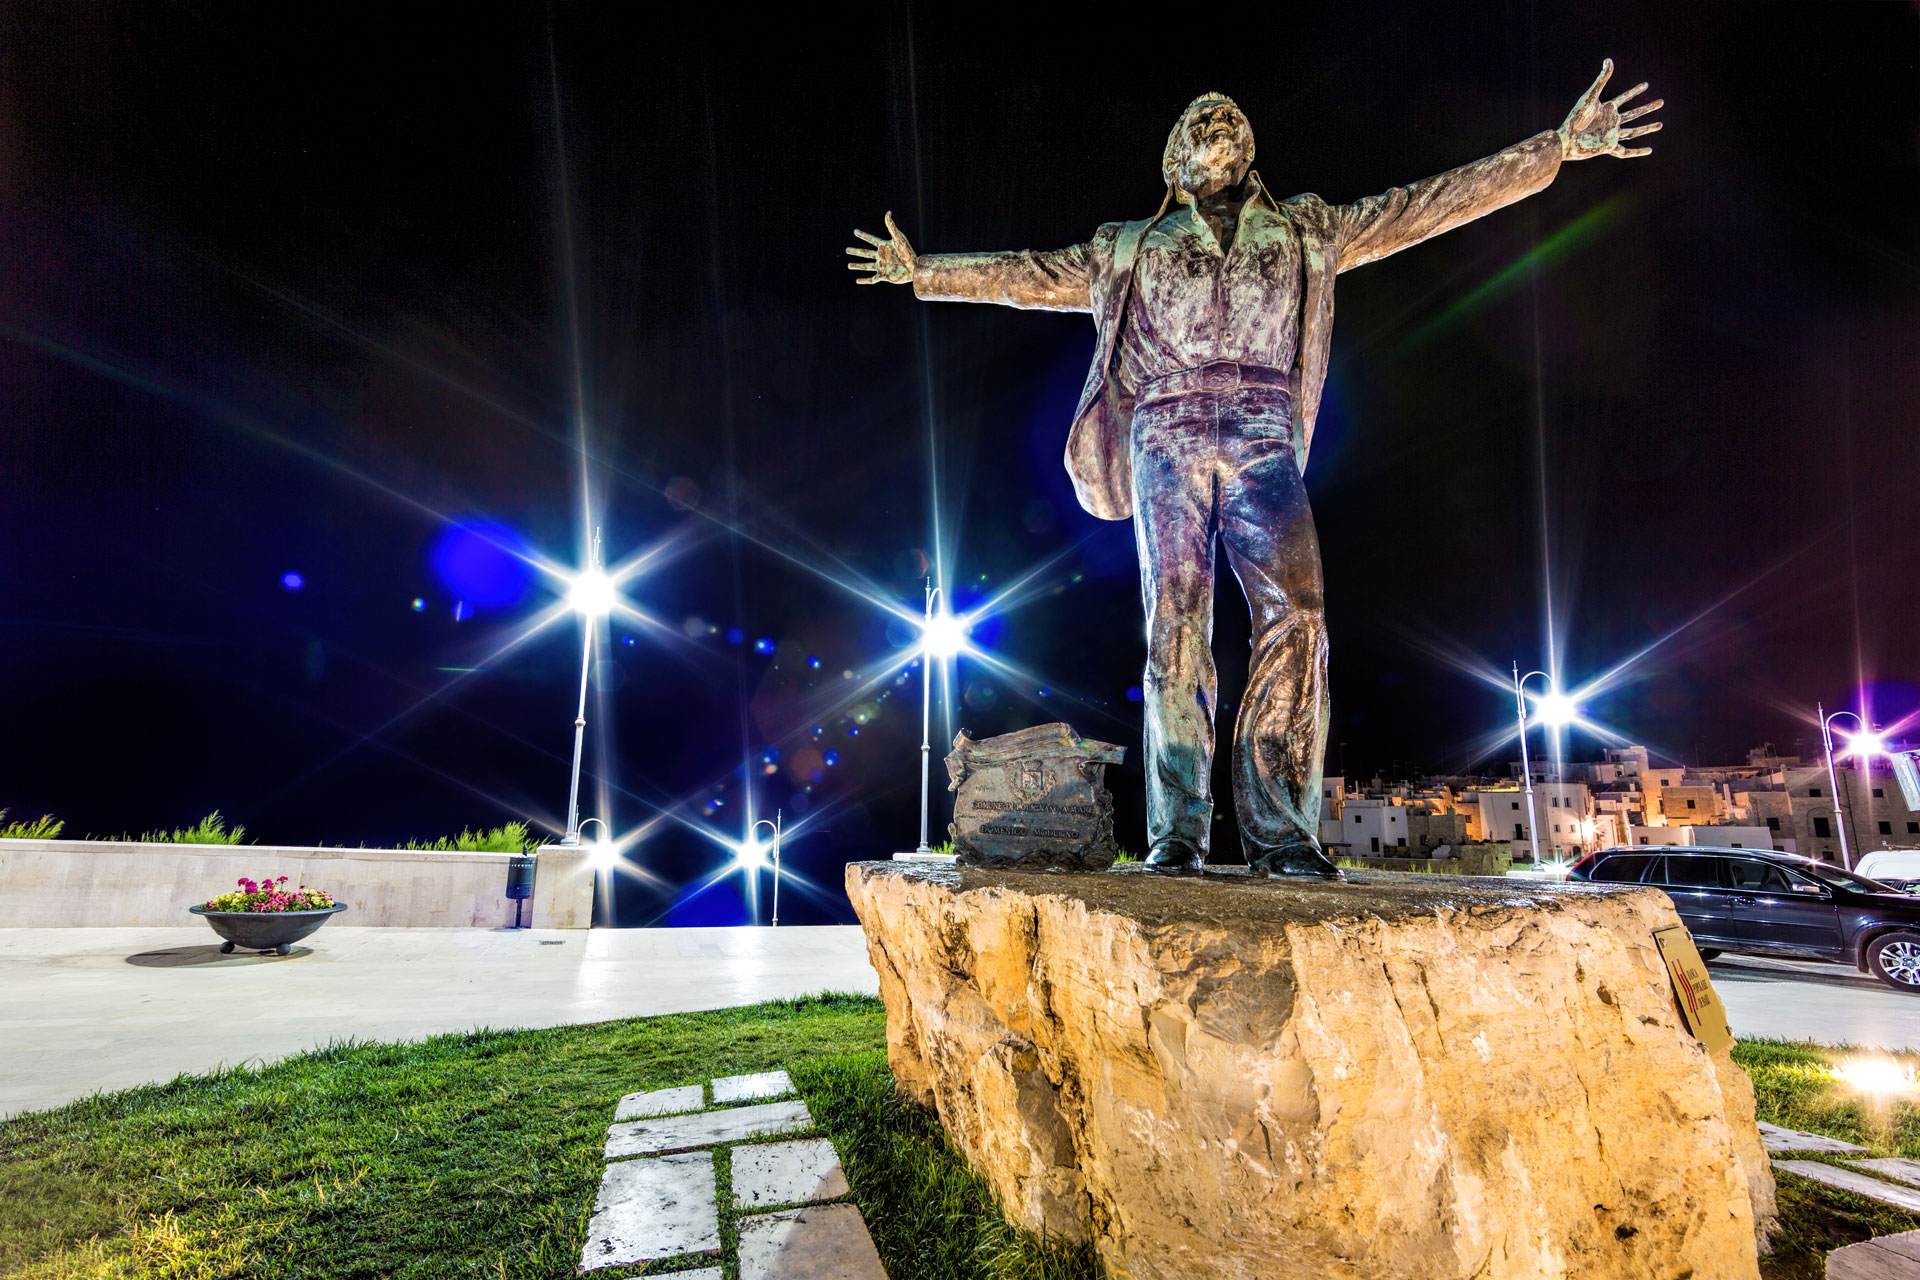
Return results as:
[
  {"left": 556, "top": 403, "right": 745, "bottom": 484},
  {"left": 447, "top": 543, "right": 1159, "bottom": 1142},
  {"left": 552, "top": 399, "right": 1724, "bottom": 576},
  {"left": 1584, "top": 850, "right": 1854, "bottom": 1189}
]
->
[{"left": 846, "top": 862, "right": 1774, "bottom": 1280}]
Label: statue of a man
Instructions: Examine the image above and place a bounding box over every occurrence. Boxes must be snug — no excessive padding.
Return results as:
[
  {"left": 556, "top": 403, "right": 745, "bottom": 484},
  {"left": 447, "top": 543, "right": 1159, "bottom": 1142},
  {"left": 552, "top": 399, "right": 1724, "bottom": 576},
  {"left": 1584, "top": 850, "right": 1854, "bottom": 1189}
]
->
[{"left": 849, "top": 63, "right": 1660, "bottom": 879}]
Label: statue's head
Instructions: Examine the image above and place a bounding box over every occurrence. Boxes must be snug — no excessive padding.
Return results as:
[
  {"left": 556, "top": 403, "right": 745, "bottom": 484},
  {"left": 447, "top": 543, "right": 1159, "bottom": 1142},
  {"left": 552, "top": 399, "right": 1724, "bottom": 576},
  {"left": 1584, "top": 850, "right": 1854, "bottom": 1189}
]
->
[{"left": 1162, "top": 93, "right": 1254, "bottom": 202}]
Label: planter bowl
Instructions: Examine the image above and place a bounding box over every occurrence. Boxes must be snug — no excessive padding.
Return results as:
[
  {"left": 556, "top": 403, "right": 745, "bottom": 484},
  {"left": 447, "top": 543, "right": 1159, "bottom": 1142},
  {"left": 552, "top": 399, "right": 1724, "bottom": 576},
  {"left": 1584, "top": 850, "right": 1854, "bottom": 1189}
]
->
[{"left": 189, "top": 903, "right": 349, "bottom": 955}]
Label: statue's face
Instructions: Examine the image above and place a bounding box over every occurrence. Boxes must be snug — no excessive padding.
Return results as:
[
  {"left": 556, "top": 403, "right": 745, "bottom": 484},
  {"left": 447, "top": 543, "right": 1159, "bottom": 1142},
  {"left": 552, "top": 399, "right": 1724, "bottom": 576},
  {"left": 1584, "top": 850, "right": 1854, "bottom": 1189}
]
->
[{"left": 1172, "top": 97, "right": 1254, "bottom": 196}]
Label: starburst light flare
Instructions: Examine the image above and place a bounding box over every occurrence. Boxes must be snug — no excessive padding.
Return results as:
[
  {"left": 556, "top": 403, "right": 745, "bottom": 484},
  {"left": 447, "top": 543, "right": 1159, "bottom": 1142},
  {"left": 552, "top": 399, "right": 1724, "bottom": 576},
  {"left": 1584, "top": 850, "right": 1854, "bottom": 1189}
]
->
[{"left": 567, "top": 567, "right": 617, "bottom": 617}]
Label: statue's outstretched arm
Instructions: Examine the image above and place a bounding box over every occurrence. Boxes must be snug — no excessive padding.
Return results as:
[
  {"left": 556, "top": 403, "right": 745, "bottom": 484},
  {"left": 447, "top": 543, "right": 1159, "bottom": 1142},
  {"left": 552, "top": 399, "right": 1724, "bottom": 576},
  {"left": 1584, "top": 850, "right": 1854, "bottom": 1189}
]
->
[
  {"left": 1336, "top": 59, "right": 1662, "bottom": 272},
  {"left": 848, "top": 212, "right": 1093, "bottom": 312}
]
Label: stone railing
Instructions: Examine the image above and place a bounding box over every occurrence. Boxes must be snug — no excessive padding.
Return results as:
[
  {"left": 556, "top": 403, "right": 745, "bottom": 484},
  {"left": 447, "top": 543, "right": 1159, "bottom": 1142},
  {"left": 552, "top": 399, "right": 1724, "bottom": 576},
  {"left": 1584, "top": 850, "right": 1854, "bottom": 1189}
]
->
[{"left": 0, "top": 839, "right": 594, "bottom": 928}]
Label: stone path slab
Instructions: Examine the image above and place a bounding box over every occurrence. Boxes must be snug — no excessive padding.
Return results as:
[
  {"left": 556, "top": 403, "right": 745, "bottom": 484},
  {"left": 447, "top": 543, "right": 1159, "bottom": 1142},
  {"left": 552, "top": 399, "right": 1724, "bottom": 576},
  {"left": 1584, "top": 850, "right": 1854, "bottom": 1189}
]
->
[
  {"left": 732, "top": 1138, "right": 849, "bottom": 1210},
  {"left": 737, "top": 1203, "right": 887, "bottom": 1280},
  {"left": 615, "top": 1084, "right": 705, "bottom": 1121},
  {"left": 713, "top": 1069, "right": 794, "bottom": 1104},
  {"left": 1828, "top": 1229, "right": 1920, "bottom": 1278},
  {"left": 1852, "top": 1157, "right": 1920, "bottom": 1189},
  {"left": 1760, "top": 1121, "right": 1867, "bottom": 1155},
  {"left": 578, "top": 1151, "right": 720, "bottom": 1271},
  {"left": 1776, "top": 1160, "right": 1920, "bottom": 1213},
  {"left": 606, "top": 1099, "right": 813, "bottom": 1159}
]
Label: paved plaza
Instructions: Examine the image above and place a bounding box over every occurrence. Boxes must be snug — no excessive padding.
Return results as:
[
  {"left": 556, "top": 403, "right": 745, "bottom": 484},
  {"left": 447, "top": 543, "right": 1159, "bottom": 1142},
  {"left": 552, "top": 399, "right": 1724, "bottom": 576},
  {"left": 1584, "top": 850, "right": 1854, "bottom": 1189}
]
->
[
  {"left": 6, "top": 923, "right": 1920, "bottom": 1119},
  {"left": 0, "top": 924, "right": 880, "bottom": 1117}
]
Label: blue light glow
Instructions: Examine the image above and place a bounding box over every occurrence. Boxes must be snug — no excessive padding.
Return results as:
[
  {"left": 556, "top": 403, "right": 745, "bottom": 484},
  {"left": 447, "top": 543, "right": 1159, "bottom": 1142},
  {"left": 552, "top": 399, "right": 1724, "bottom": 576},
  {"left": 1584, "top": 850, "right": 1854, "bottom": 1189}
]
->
[
  {"left": 281, "top": 571, "right": 304, "bottom": 590},
  {"left": 429, "top": 521, "right": 531, "bottom": 608}
]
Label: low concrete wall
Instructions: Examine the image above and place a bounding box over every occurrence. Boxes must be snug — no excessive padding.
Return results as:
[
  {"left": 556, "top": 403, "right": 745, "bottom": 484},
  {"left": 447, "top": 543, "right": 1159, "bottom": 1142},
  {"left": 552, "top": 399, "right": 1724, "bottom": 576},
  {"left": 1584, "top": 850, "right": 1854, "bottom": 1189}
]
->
[{"left": 0, "top": 839, "right": 595, "bottom": 928}]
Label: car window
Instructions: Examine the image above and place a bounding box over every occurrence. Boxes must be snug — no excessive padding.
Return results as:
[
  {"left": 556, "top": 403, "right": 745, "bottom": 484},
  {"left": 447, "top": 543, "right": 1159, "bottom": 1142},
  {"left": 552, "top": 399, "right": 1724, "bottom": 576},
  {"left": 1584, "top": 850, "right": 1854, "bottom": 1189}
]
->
[
  {"left": 1665, "top": 856, "right": 1727, "bottom": 889},
  {"left": 1727, "top": 860, "right": 1792, "bottom": 893},
  {"left": 1798, "top": 862, "right": 1900, "bottom": 894},
  {"left": 1591, "top": 854, "right": 1652, "bottom": 883}
]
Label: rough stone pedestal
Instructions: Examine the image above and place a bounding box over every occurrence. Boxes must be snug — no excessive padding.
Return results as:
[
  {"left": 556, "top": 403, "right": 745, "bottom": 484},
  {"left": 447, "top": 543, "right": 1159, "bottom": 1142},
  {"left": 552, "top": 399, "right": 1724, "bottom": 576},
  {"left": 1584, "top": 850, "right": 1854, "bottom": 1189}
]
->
[{"left": 846, "top": 862, "right": 1775, "bottom": 1280}]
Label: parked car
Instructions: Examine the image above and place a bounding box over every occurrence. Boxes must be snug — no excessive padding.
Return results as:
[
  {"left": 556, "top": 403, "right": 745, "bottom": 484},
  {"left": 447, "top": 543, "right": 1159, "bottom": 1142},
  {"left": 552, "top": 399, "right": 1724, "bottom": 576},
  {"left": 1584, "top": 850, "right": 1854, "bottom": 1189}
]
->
[
  {"left": 1852, "top": 849, "right": 1920, "bottom": 893},
  {"left": 1567, "top": 845, "right": 1920, "bottom": 993}
]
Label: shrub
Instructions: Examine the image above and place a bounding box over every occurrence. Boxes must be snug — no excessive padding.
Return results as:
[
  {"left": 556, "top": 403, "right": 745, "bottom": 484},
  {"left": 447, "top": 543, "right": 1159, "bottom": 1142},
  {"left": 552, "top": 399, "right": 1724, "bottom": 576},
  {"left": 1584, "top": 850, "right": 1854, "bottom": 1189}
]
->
[
  {"left": 0, "top": 811, "right": 63, "bottom": 839},
  {"left": 402, "top": 820, "right": 540, "bottom": 853},
  {"left": 134, "top": 812, "right": 246, "bottom": 844}
]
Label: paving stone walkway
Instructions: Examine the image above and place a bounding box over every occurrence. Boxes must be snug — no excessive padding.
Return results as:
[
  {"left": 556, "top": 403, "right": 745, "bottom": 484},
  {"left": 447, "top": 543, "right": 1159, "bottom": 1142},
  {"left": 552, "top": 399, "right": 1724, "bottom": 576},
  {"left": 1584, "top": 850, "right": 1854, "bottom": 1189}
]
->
[{"left": 578, "top": 1068, "right": 889, "bottom": 1277}]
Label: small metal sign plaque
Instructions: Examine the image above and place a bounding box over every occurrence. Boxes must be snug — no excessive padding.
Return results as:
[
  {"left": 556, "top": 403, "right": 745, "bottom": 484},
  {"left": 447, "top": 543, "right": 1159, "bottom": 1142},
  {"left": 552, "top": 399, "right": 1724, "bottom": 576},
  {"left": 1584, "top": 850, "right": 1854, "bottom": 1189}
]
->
[
  {"left": 1652, "top": 925, "right": 1734, "bottom": 1054},
  {"left": 944, "top": 722, "right": 1126, "bottom": 871}
]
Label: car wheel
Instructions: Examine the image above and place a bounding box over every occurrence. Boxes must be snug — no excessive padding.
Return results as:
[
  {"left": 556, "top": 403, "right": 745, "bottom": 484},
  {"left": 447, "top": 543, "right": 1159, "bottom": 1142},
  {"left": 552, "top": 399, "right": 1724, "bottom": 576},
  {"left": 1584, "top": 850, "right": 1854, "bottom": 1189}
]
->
[
  {"left": 1697, "top": 948, "right": 1722, "bottom": 961},
  {"left": 1867, "top": 933, "right": 1920, "bottom": 993}
]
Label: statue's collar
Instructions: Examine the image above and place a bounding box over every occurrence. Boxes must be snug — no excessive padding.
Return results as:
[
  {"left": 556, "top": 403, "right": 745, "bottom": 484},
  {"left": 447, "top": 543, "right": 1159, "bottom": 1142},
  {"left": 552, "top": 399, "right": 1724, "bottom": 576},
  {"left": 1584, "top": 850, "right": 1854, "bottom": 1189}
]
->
[{"left": 1150, "top": 169, "right": 1282, "bottom": 231}]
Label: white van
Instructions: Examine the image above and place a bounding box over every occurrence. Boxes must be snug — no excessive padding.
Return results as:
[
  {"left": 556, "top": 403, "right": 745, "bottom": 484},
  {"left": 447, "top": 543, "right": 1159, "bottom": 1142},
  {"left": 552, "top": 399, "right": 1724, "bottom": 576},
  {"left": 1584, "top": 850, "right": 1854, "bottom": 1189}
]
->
[{"left": 1853, "top": 849, "right": 1920, "bottom": 892}]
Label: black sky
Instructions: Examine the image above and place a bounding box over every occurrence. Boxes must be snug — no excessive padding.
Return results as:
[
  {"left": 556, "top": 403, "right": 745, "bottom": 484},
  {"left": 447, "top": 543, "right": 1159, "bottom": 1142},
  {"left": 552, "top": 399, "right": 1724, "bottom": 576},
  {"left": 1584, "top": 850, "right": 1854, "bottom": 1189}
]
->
[{"left": 2, "top": 3, "right": 1916, "bottom": 923}]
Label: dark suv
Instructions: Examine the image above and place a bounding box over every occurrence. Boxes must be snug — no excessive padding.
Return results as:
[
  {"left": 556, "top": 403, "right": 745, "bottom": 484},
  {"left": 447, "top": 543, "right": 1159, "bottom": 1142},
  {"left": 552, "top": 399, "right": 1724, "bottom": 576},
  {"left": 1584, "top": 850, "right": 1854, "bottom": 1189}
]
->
[{"left": 1567, "top": 845, "right": 1920, "bottom": 993}]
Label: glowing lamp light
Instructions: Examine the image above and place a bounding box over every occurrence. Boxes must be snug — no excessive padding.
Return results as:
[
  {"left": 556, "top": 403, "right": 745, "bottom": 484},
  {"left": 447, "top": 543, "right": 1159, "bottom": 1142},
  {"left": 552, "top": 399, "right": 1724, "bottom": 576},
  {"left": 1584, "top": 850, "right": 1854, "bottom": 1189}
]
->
[
  {"left": 921, "top": 611, "right": 969, "bottom": 659},
  {"left": 733, "top": 838, "right": 768, "bottom": 871},
  {"left": 1835, "top": 1057, "right": 1917, "bottom": 1095},
  {"left": 567, "top": 568, "right": 616, "bottom": 617},
  {"left": 1535, "top": 691, "right": 1578, "bottom": 727},
  {"left": 1845, "top": 729, "right": 1890, "bottom": 760},
  {"left": 588, "top": 835, "right": 621, "bottom": 871}
]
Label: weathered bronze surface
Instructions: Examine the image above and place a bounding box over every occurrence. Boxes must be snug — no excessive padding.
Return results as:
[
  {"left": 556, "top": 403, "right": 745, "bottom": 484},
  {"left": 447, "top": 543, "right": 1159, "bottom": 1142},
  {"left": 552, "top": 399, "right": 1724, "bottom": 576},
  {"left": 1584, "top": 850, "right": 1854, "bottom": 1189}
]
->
[
  {"left": 852, "top": 63, "right": 1660, "bottom": 879},
  {"left": 944, "top": 722, "right": 1126, "bottom": 871}
]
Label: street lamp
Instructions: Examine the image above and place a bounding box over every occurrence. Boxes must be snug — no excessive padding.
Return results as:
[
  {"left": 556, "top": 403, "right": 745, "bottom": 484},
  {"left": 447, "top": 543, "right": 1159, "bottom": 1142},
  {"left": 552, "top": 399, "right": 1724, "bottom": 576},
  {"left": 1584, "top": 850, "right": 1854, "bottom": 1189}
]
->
[
  {"left": 578, "top": 816, "right": 618, "bottom": 870},
  {"left": 735, "top": 813, "right": 783, "bottom": 925},
  {"left": 914, "top": 580, "right": 967, "bottom": 856},
  {"left": 561, "top": 528, "right": 611, "bottom": 847},
  {"left": 1512, "top": 664, "right": 1577, "bottom": 868},
  {"left": 1819, "top": 703, "right": 1886, "bottom": 870}
]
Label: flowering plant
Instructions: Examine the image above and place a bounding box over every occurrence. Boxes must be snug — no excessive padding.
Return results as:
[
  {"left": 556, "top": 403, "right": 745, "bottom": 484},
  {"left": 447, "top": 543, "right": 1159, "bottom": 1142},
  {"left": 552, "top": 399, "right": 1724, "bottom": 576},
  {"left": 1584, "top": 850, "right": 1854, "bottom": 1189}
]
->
[{"left": 203, "top": 876, "right": 336, "bottom": 913}]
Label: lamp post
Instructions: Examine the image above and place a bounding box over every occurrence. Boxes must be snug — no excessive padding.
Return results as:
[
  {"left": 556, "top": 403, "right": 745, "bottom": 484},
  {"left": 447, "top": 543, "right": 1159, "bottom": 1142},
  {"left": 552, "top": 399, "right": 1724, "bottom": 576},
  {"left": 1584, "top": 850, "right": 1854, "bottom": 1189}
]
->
[
  {"left": 914, "top": 580, "right": 967, "bottom": 856},
  {"left": 749, "top": 813, "right": 783, "bottom": 926},
  {"left": 1818, "top": 703, "right": 1885, "bottom": 870},
  {"left": 561, "top": 529, "right": 613, "bottom": 846},
  {"left": 1512, "top": 664, "right": 1577, "bottom": 868}
]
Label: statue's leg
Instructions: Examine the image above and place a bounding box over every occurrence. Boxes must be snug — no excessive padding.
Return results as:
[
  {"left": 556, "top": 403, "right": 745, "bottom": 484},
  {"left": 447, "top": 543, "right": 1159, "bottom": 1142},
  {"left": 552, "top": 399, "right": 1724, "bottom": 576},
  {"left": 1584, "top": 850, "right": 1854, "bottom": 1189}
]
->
[
  {"left": 1216, "top": 387, "right": 1340, "bottom": 881},
  {"left": 1130, "top": 391, "right": 1221, "bottom": 875}
]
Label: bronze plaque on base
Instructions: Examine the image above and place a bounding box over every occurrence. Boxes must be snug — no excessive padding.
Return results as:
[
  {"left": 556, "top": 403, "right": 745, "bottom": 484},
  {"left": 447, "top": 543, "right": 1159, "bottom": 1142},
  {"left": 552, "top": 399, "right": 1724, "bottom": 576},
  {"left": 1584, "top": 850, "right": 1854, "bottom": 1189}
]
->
[{"left": 945, "top": 722, "right": 1126, "bottom": 871}]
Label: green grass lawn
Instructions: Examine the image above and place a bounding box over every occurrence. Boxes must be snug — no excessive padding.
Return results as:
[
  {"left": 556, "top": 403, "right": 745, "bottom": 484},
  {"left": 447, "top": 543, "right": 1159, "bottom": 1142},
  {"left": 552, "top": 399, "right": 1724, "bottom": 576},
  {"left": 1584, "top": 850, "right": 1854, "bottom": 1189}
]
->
[
  {"left": 3, "top": 999, "right": 1916, "bottom": 1280},
  {"left": 1737, "top": 1038, "right": 1920, "bottom": 1279},
  {"left": 0, "top": 993, "right": 1092, "bottom": 1280}
]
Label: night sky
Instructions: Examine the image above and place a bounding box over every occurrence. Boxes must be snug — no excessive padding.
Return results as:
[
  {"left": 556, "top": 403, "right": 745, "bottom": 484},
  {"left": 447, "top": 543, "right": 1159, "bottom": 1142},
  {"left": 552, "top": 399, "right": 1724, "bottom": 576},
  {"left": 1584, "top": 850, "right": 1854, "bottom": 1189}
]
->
[{"left": 3, "top": 3, "right": 1916, "bottom": 924}]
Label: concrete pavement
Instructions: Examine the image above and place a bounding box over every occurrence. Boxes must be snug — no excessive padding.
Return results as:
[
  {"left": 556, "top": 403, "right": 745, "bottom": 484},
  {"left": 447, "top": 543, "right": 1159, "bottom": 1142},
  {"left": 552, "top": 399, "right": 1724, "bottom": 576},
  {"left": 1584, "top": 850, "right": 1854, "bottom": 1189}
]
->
[
  {"left": 0, "top": 925, "right": 880, "bottom": 1118},
  {"left": 1712, "top": 953, "right": 1920, "bottom": 1047},
  {"left": 6, "top": 924, "right": 1919, "bottom": 1120}
]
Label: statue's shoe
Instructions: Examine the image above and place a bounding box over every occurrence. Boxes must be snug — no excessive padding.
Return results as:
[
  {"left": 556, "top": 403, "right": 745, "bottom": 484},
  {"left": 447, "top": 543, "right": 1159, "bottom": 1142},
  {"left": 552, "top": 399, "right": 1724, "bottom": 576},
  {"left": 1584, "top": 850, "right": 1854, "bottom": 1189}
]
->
[
  {"left": 1144, "top": 844, "right": 1205, "bottom": 876},
  {"left": 1250, "top": 842, "right": 1346, "bottom": 881}
]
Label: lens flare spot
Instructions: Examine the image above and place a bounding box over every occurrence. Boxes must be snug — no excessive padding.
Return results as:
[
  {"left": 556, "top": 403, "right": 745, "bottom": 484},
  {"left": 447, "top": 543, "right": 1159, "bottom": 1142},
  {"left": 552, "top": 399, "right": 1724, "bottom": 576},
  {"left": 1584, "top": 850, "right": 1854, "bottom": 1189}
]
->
[{"left": 429, "top": 522, "right": 531, "bottom": 608}]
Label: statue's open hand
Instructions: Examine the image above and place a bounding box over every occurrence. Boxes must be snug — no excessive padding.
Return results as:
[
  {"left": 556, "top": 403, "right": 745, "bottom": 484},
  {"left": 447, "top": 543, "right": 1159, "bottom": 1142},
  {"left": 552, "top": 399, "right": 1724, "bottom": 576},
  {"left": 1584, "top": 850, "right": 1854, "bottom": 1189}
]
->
[
  {"left": 1560, "top": 58, "right": 1663, "bottom": 160},
  {"left": 847, "top": 212, "right": 916, "bottom": 285}
]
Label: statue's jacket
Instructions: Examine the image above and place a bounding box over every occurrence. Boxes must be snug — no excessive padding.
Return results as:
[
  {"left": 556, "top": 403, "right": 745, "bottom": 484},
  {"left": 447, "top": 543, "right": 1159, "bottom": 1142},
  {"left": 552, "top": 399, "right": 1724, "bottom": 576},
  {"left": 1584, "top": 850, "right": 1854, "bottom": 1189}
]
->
[{"left": 912, "top": 130, "right": 1564, "bottom": 521}]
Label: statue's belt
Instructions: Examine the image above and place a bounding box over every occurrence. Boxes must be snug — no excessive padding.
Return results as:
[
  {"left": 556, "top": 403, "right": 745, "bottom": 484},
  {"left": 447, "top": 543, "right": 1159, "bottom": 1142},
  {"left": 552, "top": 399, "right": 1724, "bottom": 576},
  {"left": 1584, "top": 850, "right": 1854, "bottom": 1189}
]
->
[{"left": 1137, "top": 360, "right": 1291, "bottom": 403}]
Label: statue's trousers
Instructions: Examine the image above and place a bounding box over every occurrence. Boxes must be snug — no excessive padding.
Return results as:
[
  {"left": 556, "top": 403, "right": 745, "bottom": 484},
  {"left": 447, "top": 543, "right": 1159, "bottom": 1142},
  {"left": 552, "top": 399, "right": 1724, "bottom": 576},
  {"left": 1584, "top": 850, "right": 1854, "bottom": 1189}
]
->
[{"left": 1130, "top": 363, "right": 1329, "bottom": 860}]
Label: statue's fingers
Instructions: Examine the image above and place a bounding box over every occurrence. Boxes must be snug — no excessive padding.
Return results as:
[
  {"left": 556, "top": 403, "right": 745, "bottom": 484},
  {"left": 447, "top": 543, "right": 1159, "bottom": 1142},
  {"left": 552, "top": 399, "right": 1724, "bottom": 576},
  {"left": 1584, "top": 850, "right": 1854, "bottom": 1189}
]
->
[
  {"left": 1611, "top": 144, "right": 1653, "bottom": 159},
  {"left": 883, "top": 210, "right": 904, "bottom": 239},
  {"left": 1619, "top": 123, "right": 1662, "bottom": 140},
  {"left": 847, "top": 261, "right": 876, "bottom": 271},
  {"left": 1581, "top": 58, "right": 1614, "bottom": 104},
  {"left": 1607, "top": 82, "right": 1649, "bottom": 109},
  {"left": 852, "top": 228, "right": 884, "bottom": 246},
  {"left": 1619, "top": 99, "right": 1663, "bottom": 122},
  {"left": 855, "top": 275, "right": 879, "bottom": 285},
  {"left": 846, "top": 246, "right": 878, "bottom": 258}
]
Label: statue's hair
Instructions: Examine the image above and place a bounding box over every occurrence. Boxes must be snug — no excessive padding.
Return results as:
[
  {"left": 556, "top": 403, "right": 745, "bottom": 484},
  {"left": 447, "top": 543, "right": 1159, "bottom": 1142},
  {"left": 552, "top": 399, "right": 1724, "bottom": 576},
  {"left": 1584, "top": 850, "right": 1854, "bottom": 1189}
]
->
[{"left": 1161, "top": 92, "right": 1250, "bottom": 190}]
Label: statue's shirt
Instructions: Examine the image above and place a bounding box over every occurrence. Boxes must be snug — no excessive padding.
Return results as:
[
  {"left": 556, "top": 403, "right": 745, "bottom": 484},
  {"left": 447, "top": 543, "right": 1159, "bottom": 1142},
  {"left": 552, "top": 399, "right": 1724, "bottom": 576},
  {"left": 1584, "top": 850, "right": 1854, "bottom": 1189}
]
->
[
  {"left": 1118, "top": 203, "right": 1300, "bottom": 389},
  {"left": 906, "top": 129, "right": 1565, "bottom": 516}
]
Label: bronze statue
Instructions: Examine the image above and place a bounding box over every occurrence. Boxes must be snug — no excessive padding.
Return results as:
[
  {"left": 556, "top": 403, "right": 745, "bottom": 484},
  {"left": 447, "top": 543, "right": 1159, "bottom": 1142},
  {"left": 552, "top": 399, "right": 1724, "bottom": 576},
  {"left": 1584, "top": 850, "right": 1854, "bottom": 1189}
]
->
[{"left": 849, "top": 63, "right": 1661, "bottom": 879}]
